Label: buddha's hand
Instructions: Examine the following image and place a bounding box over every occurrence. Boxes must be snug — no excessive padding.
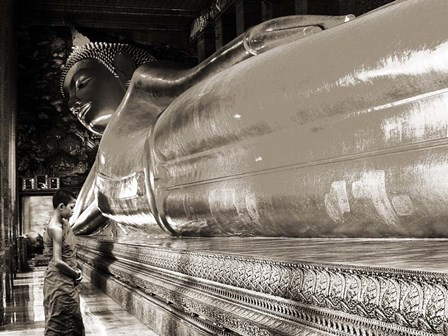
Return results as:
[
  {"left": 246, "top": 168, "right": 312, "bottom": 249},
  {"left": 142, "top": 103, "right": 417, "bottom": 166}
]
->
[{"left": 71, "top": 201, "right": 108, "bottom": 235}]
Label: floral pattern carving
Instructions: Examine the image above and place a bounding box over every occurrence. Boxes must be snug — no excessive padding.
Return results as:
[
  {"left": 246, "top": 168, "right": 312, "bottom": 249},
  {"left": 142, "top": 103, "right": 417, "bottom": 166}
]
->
[{"left": 78, "top": 238, "right": 448, "bottom": 336}]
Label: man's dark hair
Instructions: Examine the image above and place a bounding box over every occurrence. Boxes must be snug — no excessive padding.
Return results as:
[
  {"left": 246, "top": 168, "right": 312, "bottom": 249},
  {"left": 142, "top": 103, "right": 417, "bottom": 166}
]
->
[{"left": 52, "top": 189, "right": 76, "bottom": 208}]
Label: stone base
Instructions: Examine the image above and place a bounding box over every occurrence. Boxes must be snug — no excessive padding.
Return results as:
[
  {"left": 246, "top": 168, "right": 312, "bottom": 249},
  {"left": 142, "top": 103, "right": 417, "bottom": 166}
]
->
[
  {"left": 81, "top": 262, "right": 225, "bottom": 336},
  {"left": 77, "top": 236, "right": 448, "bottom": 336}
]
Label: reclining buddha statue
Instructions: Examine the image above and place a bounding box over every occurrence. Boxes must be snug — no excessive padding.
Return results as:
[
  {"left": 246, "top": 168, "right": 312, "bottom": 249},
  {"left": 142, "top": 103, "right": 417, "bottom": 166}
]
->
[{"left": 64, "top": 0, "right": 448, "bottom": 238}]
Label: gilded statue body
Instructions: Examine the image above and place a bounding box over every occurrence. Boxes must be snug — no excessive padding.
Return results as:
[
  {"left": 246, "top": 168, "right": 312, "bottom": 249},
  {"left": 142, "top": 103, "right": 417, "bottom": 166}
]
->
[{"left": 65, "top": 0, "right": 448, "bottom": 238}]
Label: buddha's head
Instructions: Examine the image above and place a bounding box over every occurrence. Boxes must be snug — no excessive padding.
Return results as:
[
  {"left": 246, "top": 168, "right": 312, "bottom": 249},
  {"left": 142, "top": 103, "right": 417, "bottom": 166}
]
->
[{"left": 61, "top": 42, "right": 155, "bottom": 135}]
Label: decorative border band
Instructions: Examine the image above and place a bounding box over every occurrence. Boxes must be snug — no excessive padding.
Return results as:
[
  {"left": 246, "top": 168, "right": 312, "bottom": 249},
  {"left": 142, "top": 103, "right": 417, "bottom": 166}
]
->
[{"left": 78, "top": 237, "right": 447, "bottom": 335}]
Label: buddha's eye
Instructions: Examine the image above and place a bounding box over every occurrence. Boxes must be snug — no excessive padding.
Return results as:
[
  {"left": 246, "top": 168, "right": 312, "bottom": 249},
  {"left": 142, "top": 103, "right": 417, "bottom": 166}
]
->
[{"left": 76, "top": 77, "right": 92, "bottom": 91}]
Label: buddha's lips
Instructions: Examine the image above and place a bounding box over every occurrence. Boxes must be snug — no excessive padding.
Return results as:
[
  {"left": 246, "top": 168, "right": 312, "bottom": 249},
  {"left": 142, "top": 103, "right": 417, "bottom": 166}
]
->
[{"left": 77, "top": 102, "right": 91, "bottom": 121}]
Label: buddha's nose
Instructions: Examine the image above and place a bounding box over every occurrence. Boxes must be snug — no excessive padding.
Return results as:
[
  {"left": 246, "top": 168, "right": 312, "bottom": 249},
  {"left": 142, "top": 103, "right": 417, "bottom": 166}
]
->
[{"left": 68, "top": 95, "right": 79, "bottom": 107}]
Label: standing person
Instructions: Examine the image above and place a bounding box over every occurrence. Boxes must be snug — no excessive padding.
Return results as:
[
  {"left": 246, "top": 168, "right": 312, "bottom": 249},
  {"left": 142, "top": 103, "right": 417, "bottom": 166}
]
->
[{"left": 43, "top": 189, "right": 85, "bottom": 336}]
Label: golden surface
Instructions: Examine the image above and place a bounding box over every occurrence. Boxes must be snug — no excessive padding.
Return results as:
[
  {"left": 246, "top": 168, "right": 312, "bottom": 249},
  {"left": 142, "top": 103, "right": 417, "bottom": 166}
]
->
[
  {"left": 69, "top": 0, "right": 448, "bottom": 238},
  {"left": 109, "top": 236, "right": 448, "bottom": 274}
]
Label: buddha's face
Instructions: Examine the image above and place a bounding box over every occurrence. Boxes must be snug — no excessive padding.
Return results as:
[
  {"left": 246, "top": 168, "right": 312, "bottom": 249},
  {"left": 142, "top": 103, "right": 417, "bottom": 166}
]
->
[{"left": 63, "top": 59, "right": 126, "bottom": 135}]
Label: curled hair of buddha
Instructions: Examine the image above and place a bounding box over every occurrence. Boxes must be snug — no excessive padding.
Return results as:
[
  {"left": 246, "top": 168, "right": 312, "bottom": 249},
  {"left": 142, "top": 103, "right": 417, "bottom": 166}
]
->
[{"left": 60, "top": 42, "right": 156, "bottom": 96}]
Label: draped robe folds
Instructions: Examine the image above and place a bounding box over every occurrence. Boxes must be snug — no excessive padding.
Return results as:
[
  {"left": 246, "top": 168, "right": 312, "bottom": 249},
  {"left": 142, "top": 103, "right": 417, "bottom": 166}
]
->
[{"left": 43, "top": 222, "right": 84, "bottom": 336}]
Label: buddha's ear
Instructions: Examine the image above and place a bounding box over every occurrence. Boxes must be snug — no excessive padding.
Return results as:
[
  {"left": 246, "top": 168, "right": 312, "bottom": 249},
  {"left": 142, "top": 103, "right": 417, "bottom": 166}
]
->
[{"left": 114, "top": 52, "right": 137, "bottom": 87}]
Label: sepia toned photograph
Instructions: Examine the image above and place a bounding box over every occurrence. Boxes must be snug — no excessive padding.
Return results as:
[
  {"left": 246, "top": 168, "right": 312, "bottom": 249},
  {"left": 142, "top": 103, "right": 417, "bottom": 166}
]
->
[{"left": 1, "top": 0, "right": 447, "bottom": 335}]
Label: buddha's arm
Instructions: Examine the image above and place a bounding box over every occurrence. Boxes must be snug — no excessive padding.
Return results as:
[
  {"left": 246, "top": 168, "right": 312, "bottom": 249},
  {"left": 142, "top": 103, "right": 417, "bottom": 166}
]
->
[
  {"left": 132, "top": 15, "right": 353, "bottom": 110},
  {"left": 71, "top": 201, "right": 106, "bottom": 235},
  {"left": 70, "top": 160, "right": 108, "bottom": 234}
]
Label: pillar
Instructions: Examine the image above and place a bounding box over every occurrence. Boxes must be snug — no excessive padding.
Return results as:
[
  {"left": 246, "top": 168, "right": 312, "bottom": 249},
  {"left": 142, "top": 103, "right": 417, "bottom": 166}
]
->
[
  {"left": 197, "top": 25, "right": 215, "bottom": 63},
  {"left": 0, "top": 0, "right": 17, "bottom": 313},
  {"left": 261, "top": 0, "right": 273, "bottom": 20},
  {"left": 307, "top": 0, "right": 338, "bottom": 15},
  {"left": 235, "top": 0, "right": 262, "bottom": 35},
  {"left": 214, "top": 6, "right": 237, "bottom": 50},
  {"left": 295, "top": 0, "right": 309, "bottom": 14},
  {"left": 338, "top": 0, "right": 393, "bottom": 16}
]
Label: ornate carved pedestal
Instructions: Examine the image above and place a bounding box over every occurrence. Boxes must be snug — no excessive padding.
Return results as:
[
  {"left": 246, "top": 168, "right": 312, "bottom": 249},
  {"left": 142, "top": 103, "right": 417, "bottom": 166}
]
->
[{"left": 77, "top": 235, "right": 448, "bottom": 336}]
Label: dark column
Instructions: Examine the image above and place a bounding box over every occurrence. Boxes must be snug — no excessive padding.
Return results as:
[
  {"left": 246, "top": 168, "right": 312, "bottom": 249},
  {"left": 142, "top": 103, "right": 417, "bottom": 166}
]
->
[
  {"left": 308, "top": 0, "right": 338, "bottom": 15},
  {"left": 268, "top": 0, "right": 304, "bottom": 17},
  {"left": 338, "top": 0, "right": 394, "bottom": 16},
  {"left": 235, "top": 0, "right": 262, "bottom": 35},
  {"left": 215, "top": 13, "right": 237, "bottom": 51},
  {"left": 295, "top": 0, "right": 309, "bottom": 14},
  {"left": 0, "top": 0, "right": 17, "bottom": 308},
  {"left": 217, "top": 5, "right": 237, "bottom": 50},
  {"left": 214, "top": 17, "right": 224, "bottom": 50},
  {"left": 261, "top": 0, "right": 273, "bottom": 20},
  {"left": 197, "top": 26, "right": 215, "bottom": 62}
]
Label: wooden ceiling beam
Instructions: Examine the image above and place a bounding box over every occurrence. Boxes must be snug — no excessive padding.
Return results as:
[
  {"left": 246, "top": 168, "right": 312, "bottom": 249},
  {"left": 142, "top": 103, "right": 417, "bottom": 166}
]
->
[
  {"left": 18, "top": 3, "right": 199, "bottom": 19},
  {"left": 16, "top": 0, "right": 211, "bottom": 48}
]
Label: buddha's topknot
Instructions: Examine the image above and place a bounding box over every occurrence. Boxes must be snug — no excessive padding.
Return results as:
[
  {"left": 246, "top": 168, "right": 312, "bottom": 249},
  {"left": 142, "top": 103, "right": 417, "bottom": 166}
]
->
[{"left": 60, "top": 42, "right": 155, "bottom": 96}]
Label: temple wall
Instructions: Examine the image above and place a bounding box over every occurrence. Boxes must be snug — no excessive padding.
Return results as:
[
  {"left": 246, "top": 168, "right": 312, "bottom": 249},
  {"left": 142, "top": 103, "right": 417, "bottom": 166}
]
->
[
  {"left": 0, "top": 0, "right": 17, "bottom": 321},
  {"left": 16, "top": 27, "right": 100, "bottom": 189}
]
